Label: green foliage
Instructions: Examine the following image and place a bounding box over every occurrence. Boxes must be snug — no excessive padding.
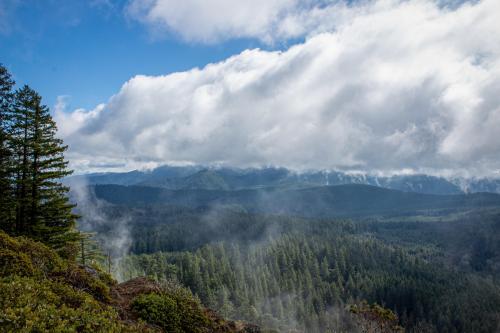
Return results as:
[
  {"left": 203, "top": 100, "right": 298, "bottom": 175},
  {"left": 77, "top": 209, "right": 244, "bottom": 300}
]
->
[
  {"left": 0, "top": 64, "right": 15, "bottom": 231},
  {"left": 131, "top": 287, "right": 211, "bottom": 333},
  {"left": 132, "top": 293, "right": 184, "bottom": 332},
  {"left": 0, "top": 230, "right": 114, "bottom": 301},
  {"left": 58, "top": 265, "right": 113, "bottom": 302},
  {"left": 0, "top": 249, "right": 34, "bottom": 276},
  {"left": 77, "top": 232, "right": 106, "bottom": 267},
  {"left": 0, "top": 231, "right": 158, "bottom": 332},
  {"left": 0, "top": 230, "right": 66, "bottom": 277},
  {"left": 350, "top": 302, "right": 404, "bottom": 332},
  {"left": 0, "top": 276, "right": 125, "bottom": 333}
]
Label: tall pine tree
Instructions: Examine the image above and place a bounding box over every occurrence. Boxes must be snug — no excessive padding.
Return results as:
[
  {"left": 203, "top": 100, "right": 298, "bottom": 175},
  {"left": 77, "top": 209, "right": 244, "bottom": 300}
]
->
[
  {"left": 11, "top": 86, "right": 33, "bottom": 235},
  {"left": 11, "top": 85, "right": 79, "bottom": 253},
  {"left": 0, "top": 64, "right": 15, "bottom": 231}
]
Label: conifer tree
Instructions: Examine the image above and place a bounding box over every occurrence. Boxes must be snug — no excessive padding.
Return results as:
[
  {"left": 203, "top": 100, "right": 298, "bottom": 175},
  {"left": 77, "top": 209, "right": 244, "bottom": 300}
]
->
[
  {"left": 0, "top": 64, "right": 15, "bottom": 231},
  {"left": 11, "top": 85, "right": 79, "bottom": 252},
  {"left": 77, "top": 232, "right": 105, "bottom": 266},
  {"left": 11, "top": 86, "right": 34, "bottom": 235}
]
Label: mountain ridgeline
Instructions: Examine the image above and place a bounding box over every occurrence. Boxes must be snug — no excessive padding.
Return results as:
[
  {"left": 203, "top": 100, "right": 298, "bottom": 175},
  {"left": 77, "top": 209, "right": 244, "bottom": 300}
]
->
[{"left": 66, "top": 165, "right": 500, "bottom": 194}]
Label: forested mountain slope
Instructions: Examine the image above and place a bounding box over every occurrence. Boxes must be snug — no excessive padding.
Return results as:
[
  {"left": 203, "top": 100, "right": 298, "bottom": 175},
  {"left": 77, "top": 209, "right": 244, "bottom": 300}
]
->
[
  {"left": 90, "top": 183, "right": 500, "bottom": 218},
  {"left": 117, "top": 215, "right": 500, "bottom": 333}
]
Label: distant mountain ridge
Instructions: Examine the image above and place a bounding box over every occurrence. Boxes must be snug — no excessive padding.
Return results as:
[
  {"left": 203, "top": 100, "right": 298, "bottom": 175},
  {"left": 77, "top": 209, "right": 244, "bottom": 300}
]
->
[{"left": 65, "top": 165, "right": 500, "bottom": 195}]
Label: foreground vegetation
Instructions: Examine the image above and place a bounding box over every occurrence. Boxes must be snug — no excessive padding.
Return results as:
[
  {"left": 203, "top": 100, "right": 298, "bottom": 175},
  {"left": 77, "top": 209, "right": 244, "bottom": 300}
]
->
[
  {"left": 0, "top": 230, "right": 269, "bottom": 332},
  {"left": 0, "top": 231, "right": 139, "bottom": 332}
]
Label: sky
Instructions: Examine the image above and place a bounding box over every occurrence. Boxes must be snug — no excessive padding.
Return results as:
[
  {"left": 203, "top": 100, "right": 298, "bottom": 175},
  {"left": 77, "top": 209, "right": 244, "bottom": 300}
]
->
[{"left": 1, "top": 0, "right": 499, "bottom": 176}]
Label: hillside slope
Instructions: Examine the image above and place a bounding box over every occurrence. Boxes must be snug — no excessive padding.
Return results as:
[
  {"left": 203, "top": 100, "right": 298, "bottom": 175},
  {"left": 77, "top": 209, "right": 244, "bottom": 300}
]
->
[{"left": 0, "top": 231, "right": 258, "bottom": 333}]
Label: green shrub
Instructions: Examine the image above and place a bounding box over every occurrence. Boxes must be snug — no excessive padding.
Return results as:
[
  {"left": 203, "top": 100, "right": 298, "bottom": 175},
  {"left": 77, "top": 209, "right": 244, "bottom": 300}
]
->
[
  {"left": 0, "top": 249, "right": 34, "bottom": 276},
  {"left": 0, "top": 276, "right": 125, "bottom": 332},
  {"left": 0, "top": 231, "right": 65, "bottom": 278},
  {"left": 132, "top": 293, "right": 181, "bottom": 332},
  {"left": 0, "top": 230, "right": 113, "bottom": 301},
  {"left": 131, "top": 291, "right": 210, "bottom": 333},
  {"left": 58, "top": 265, "right": 112, "bottom": 302}
]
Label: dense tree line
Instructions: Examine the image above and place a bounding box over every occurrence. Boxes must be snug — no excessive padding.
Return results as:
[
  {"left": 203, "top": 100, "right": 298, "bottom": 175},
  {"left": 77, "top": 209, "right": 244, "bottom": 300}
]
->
[
  {"left": 0, "top": 64, "right": 78, "bottom": 253},
  {"left": 358, "top": 209, "right": 500, "bottom": 277},
  {"left": 114, "top": 210, "right": 500, "bottom": 333},
  {"left": 84, "top": 203, "right": 500, "bottom": 278}
]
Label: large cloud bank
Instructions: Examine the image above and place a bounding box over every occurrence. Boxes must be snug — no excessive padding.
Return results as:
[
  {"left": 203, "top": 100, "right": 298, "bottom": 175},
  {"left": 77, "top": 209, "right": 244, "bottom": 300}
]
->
[{"left": 57, "top": 0, "right": 500, "bottom": 175}]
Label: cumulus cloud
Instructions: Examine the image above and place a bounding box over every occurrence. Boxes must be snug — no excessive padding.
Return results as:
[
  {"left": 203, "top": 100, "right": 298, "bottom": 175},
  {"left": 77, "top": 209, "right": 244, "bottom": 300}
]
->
[{"left": 58, "top": 0, "right": 500, "bottom": 175}]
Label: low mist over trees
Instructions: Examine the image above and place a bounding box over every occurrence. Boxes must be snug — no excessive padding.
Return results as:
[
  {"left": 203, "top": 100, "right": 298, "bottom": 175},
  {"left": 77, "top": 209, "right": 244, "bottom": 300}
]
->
[{"left": 114, "top": 208, "right": 500, "bottom": 332}]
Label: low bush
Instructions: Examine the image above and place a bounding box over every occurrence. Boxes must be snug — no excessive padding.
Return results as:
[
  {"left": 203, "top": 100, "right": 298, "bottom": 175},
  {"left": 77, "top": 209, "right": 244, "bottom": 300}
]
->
[{"left": 131, "top": 290, "right": 210, "bottom": 333}]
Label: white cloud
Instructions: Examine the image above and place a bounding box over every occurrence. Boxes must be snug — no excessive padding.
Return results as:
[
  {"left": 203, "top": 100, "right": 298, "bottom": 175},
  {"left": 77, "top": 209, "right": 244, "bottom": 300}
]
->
[
  {"left": 125, "top": 0, "right": 364, "bottom": 44},
  {"left": 59, "top": 0, "right": 500, "bottom": 175},
  {"left": 125, "top": 0, "right": 473, "bottom": 44}
]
